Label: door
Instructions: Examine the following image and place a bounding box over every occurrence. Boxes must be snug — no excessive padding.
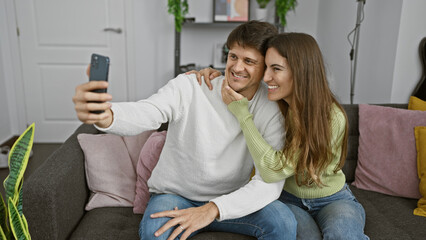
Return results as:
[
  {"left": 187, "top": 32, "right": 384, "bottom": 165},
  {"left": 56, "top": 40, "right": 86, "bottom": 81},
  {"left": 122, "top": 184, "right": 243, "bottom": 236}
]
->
[{"left": 15, "top": 0, "right": 127, "bottom": 142}]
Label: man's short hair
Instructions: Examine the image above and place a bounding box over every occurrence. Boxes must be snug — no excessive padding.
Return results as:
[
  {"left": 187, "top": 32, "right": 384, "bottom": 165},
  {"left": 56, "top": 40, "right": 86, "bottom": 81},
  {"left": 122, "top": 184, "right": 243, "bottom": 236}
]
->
[{"left": 226, "top": 21, "right": 278, "bottom": 56}]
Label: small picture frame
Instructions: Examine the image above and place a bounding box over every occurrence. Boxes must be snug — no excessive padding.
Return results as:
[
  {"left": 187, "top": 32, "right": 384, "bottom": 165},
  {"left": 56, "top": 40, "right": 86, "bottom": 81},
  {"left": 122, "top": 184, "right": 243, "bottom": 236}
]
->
[
  {"left": 213, "top": 43, "right": 228, "bottom": 68},
  {"left": 213, "top": 0, "right": 249, "bottom": 23}
]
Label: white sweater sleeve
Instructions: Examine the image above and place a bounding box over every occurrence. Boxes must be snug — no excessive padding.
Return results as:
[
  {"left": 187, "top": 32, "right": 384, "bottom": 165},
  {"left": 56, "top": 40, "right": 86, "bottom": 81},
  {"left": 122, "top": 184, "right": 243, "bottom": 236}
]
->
[
  {"left": 211, "top": 172, "right": 285, "bottom": 221},
  {"left": 95, "top": 75, "right": 189, "bottom": 135}
]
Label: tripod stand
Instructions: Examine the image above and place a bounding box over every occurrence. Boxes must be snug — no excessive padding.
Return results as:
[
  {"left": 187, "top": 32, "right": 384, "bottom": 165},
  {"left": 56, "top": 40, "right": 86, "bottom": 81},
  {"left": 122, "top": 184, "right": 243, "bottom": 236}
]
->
[{"left": 348, "top": 0, "right": 366, "bottom": 104}]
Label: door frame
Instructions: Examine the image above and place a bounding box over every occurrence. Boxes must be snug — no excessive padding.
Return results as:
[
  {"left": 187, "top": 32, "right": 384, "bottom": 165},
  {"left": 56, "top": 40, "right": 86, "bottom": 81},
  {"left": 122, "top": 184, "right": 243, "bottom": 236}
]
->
[
  {"left": 2, "top": 0, "right": 26, "bottom": 136},
  {"left": 3, "top": 0, "right": 136, "bottom": 139}
]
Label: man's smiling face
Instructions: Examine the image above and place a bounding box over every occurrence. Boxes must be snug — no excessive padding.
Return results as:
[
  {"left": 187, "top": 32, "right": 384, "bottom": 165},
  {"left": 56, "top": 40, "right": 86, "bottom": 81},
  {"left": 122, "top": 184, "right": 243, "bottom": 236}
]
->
[{"left": 225, "top": 43, "right": 265, "bottom": 100}]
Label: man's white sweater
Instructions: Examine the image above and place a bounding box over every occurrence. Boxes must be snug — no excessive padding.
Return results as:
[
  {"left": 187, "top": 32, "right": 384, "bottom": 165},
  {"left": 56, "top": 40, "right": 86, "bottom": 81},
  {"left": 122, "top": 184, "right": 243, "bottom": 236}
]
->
[{"left": 96, "top": 74, "right": 285, "bottom": 221}]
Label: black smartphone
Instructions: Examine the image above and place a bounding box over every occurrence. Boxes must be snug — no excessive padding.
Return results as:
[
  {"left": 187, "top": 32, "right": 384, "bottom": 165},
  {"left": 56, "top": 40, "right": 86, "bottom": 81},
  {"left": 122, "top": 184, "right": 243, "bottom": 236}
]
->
[{"left": 89, "top": 53, "right": 110, "bottom": 114}]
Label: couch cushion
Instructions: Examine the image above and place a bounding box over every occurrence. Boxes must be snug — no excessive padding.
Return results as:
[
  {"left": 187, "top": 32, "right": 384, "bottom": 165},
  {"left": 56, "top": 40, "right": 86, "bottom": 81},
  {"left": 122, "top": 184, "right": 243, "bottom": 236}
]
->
[
  {"left": 78, "top": 134, "right": 136, "bottom": 210},
  {"left": 133, "top": 131, "right": 166, "bottom": 214},
  {"left": 70, "top": 208, "right": 255, "bottom": 240},
  {"left": 341, "top": 104, "right": 360, "bottom": 183},
  {"left": 409, "top": 96, "right": 426, "bottom": 111},
  {"left": 341, "top": 104, "right": 407, "bottom": 183},
  {"left": 349, "top": 185, "right": 426, "bottom": 240},
  {"left": 77, "top": 131, "right": 154, "bottom": 210},
  {"left": 122, "top": 131, "right": 156, "bottom": 168},
  {"left": 70, "top": 208, "right": 142, "bottom": 240},
  {"left": 414, "top": 126, "right": 426, "bottom": 217},
  {"left": 353, "top": 104, "right": 426, "bottom": 199}
]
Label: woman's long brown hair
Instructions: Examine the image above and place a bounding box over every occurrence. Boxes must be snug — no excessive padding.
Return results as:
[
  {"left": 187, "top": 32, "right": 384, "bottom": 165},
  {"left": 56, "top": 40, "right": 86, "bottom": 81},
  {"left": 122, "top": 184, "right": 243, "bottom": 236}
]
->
[{"left": 265, "top": 33, "right": 349, "bottom": 187}]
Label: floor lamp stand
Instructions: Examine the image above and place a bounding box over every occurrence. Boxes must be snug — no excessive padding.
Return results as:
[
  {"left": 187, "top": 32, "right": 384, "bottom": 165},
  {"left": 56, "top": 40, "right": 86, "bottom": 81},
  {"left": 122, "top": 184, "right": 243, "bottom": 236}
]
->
[{"left": 350, "top": 0, "right": 366, "bottom": 104}]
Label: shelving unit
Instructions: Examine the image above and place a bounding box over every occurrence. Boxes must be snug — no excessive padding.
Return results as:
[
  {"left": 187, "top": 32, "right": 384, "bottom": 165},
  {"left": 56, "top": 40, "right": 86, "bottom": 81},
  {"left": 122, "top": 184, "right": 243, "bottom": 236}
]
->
[{"left": 174, "top": 21, "right": 241, "bottom": 76}]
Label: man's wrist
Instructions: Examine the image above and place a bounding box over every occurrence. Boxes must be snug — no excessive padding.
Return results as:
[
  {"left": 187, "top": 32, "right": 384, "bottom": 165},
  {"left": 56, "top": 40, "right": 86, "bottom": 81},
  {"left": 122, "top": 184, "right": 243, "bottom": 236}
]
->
[
  {"left": 206, "top": 202, "right": 220, "bottom": 219},
  {"left": 95, "top": 109, "right": 113, "bottom": 128}
]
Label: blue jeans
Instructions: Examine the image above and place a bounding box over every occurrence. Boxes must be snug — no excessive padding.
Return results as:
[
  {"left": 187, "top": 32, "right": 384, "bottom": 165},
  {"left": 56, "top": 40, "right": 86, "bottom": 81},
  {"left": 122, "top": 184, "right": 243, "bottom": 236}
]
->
[
  {"left": 279, "top": 184, "right": 369, "bottom": 240},
  {"left": 139, "top": 193, "right": 297, "bottom": 240}
]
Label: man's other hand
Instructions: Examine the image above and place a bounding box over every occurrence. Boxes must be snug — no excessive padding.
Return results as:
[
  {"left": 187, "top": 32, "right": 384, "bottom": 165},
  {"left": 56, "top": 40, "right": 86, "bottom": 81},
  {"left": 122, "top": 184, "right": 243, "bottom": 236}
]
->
[{"left": 150, "top": 202, "right": 220, "bottom": 240}]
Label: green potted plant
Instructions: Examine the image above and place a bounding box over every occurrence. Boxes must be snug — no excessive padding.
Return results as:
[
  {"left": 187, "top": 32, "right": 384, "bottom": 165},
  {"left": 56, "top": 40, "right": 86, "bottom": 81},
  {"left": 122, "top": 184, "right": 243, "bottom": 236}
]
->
[
  {"left": 275, "top": 0, "right": 297, "bottom": 28},
  {"left": 0, "top": 123, "right": 34, "bottom": 239},
  {"left": 167, "top": 0, "right": 189, "bottom": 32},
  {"left": 257, "top": 0, "right": 271, "bottom": 9},
  {"left": 255, "top": 0, "right": 271, "bottom": 20}
]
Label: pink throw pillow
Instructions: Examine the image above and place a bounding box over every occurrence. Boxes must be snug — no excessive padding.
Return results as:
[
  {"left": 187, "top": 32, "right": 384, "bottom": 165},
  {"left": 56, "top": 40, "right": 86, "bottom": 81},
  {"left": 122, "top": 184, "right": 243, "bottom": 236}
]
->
[
  {"left": 133, "top": 131, "right": 167, "bottom": 214},
  {"left": 123, "top": 130, "right": 156, "bottom": 169},
  {"left": 77, "top": 131, "right": 154, "bottom": 211},
  {"left": 352, "top": 104, "right": 426, "bottom": 199}
]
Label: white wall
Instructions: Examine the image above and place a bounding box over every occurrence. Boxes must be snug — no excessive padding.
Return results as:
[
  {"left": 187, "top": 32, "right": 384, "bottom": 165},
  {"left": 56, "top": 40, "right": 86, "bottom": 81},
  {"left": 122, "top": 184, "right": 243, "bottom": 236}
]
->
[
  {"left": 354, "top": 0, "right": 402, "bottom": 104},
  {"left": 316, "top": 0, "right": 403, "bottom": 104},
  {"left": 391, "top": 0, "right": 426, "bottom": 103},
  {"left": 316, "top": 0, "right": 353, "bottom": 100},
  {"left": 130, "top": 0, "right": 175, "bottom": 100},
  {"left": 285, "top": 0, "right": 319, "bottom": 38}
]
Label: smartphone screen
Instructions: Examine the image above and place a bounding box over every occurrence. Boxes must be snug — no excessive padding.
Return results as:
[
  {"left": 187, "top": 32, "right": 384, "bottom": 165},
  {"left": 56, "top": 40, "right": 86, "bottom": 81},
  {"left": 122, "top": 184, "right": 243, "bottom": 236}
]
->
[{"left": 89, "top": 53, "right": 110, "bottom": 113}]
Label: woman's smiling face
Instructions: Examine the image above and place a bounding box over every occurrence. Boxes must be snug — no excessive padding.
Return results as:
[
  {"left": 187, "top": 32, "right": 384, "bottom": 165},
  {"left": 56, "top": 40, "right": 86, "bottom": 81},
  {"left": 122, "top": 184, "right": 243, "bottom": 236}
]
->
[{"left": 263, "top": 47, "right": 294, "bottom": 104}]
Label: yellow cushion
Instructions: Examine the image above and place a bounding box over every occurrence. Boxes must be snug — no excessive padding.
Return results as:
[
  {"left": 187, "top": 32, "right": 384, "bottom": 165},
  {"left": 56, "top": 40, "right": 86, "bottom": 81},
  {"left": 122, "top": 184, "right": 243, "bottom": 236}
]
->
[
  {"left": 414, "top": 126, "right": 426, "bottom": 217},
  {"left": 408, "top": 96, "right": 426, "bottom": 111}
]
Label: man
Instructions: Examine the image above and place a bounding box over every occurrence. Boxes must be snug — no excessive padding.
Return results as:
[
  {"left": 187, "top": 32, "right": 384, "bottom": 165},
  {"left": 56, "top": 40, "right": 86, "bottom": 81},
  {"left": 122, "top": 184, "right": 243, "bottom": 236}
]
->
[{"left": 73, "top": 21, "right": 296, "bottom": 240}]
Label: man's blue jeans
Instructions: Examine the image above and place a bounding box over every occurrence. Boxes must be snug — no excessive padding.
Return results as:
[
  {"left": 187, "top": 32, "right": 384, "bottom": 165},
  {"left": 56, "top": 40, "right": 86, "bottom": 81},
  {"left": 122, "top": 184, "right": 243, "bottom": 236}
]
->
[
  {"left": 139, "top": 193, "right": 297, "bottom": 240},
  {"left": 279, "top": 184, "right": 369, "bottom": 240}
]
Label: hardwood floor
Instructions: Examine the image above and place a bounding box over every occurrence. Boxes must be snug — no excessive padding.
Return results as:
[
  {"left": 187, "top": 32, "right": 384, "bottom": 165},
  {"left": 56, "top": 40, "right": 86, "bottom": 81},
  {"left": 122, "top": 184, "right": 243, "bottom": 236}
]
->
[{"left": 0, "top": 142, "right": 62, "bottom": 201}]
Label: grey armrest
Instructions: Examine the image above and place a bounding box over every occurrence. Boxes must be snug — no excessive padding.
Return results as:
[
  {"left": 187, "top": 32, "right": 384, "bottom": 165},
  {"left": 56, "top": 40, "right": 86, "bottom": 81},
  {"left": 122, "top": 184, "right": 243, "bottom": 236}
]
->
[{"left": 23, "top": 124, "right": 99, "bottom": 240}]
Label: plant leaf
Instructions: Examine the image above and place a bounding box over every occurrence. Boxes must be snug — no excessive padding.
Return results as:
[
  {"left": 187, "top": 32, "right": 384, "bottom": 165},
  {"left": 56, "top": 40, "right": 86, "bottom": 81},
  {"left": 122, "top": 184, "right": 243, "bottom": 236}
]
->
[
  {"left": 16, "top": 183, "right": 23, "bottom": 217},
  {"left": 16, "top": 188, "right": 29, "bottom": 239},
  {"left": 20, "top": 214, "right": 30, "bottom": 239},
  {"left": 167, "top": 0, "right": 188, "bottom": 32},
  {"left": 275, "top": 0, "right": 297, "bottom": 27},
  {"left": 0, "top": 194, "right": 9, "bottom": 238},
  {"left": 256, "top": 0, "right": 270, "bottom": 8},
  {"left": 8, "top": 198, "right": 28, "bottom": 240},
  {"left": 3, "top": 124, "right": 34, "bottom": 205},
  {"left": 0, "top": 225, "right": 8, "bottom": 240}
]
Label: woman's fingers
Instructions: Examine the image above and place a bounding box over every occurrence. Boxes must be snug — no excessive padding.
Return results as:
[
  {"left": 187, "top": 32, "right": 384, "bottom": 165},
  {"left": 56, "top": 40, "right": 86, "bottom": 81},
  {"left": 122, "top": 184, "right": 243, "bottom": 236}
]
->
[
  {"left": 210, "top": 71, "right": 222, "bottom": 80},
  {"left": 186, "top": 70, "right": 203, "bottom": 86},
  {"left": 205, "top": 68, "right": 222, "bottom": 90},
  {"left": 220, "top": 78, "right": 244, "bottom": 105},
  {"left": 185, "top": 70, "right": 198, "bottom": 75},
  {"left": 186, "top": 68, "right": 222, "bottom": 91},
  {"left": 225, "top": 86, "right": 243, "bottom": 101}
]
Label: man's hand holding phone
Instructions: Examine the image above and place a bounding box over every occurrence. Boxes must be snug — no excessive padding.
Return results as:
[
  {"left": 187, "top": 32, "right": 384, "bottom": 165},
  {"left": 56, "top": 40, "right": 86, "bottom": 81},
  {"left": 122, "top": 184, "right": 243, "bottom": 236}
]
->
[
  {"left": 73, "top": 79, "right": 113, "bottom": 127},
  {"left": 72, "top": 54, "right": 113, "bottom": 128}
]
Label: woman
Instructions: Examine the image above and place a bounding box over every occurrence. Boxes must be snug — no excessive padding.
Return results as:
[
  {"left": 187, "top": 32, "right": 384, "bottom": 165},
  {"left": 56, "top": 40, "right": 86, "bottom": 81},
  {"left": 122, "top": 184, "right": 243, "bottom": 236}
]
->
[{"left": 191, "top": 33, "right": 368, "bottom": 239}]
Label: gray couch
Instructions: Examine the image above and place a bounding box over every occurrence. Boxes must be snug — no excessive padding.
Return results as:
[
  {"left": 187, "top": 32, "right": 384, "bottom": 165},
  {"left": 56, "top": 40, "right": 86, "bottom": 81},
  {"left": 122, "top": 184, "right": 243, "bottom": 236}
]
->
[{"left": 23, "top": 104, "right": 426, "bottom": 240}]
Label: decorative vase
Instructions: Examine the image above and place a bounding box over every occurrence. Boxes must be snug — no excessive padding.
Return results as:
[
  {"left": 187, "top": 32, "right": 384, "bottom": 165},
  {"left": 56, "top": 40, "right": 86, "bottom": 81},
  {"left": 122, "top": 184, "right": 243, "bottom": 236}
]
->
[{"left": 254, "top": 8, "right": 268, "bottom": 21}]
